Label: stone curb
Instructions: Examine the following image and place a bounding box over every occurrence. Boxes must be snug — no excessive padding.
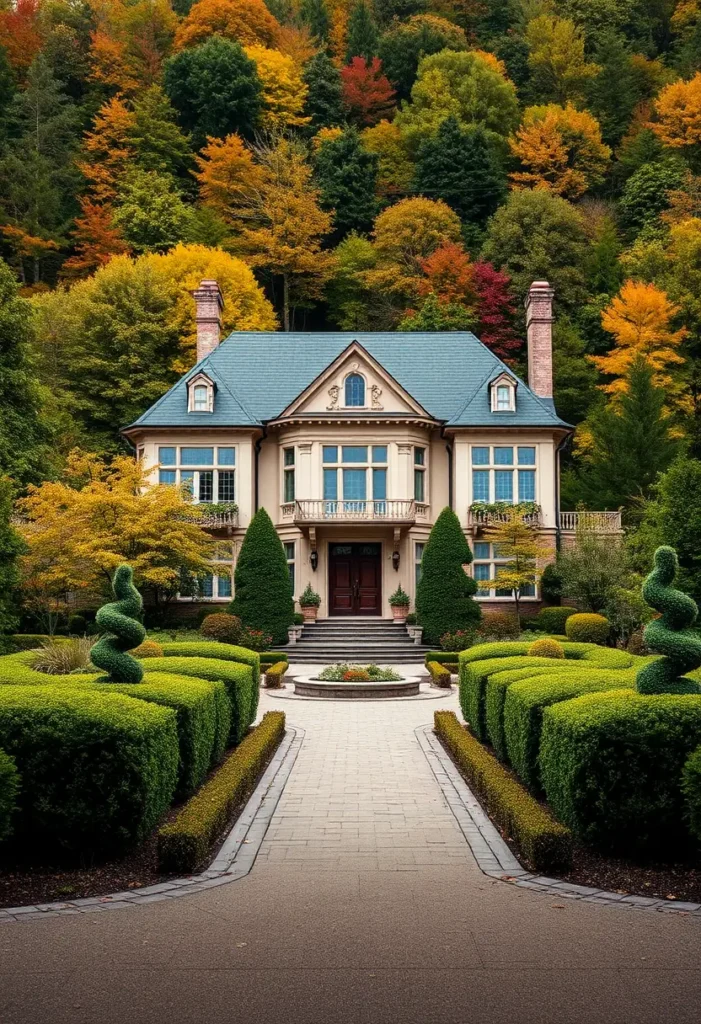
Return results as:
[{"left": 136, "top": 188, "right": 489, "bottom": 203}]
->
[
  {"left": 0, "top": 725, "right": 305, "bottom": 924},
  {"left": 416, "top": 725, "right": 701, "bottom": 920}
]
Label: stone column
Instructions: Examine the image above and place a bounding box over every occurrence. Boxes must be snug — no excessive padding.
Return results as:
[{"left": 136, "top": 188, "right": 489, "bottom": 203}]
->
[
  {"left": 525, "top": 281, "right": 554, "bottom": 400},
  {"left": 192, "top": 279, "right": 224, "bottom": 363}
]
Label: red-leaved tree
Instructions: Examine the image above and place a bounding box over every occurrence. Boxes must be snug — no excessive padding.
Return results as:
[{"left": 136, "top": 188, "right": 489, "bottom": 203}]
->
[
  {"left": 471, "top": 261, "right": 522, "bottom": 362},
  {"left": 417, "top": 242, "right": 477, "bottom": 306},
  {"left": 341, "top": 57, "right": 396, "bottom": 126}
]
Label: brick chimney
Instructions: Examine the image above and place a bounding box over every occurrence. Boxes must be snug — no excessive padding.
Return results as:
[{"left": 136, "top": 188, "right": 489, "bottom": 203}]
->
[
  {"left": 192, "top": 279, "right": 224, "bottom": 363},
  {"left": 525, "top": 281, "right": 554, "bottom": 401}
]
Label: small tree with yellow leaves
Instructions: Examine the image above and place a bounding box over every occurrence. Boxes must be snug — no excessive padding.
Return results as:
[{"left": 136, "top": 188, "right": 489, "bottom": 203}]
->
[{"left": 478, "top": 510, "right": 552, "bottom": 622}]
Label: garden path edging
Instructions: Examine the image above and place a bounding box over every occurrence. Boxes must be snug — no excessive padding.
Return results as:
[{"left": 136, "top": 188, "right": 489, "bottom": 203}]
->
[
  {"left": 0, "top": 725, "right": 304, "bottom": 924},
  {"left": 416, "top": 725, "right": 701, "bottom": 919}
]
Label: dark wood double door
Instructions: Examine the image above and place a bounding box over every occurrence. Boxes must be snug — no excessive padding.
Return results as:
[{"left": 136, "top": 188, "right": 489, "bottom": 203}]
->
[{"left": 328, "top": 543, "right": 382, "bottom": 616}]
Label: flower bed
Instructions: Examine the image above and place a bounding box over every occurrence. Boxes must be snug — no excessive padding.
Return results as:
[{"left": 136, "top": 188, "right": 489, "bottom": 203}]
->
[{"left": 316, "top": 664, "right": 402, "bottom": 682}]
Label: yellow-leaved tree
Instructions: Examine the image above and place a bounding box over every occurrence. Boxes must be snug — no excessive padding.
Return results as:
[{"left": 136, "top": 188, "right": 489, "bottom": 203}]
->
[
  {"left": 478, "top": 510, "right": 553, "bottom": 622},
  {"left": 17, "top": 450, "right": 218, "bottom": 628},
  {"left": 509, "top": 104, "right": 611, "bottom": 199},
  {"left": 194, "top": 133, "right": 266, "bottom": 226},
  {"left": 243, "top": 45, "right": 309, "bottom": 129},
  {"left": 525, "top": 14, "right": 600, "bottom": 104},
  {"left": 590, "top": 280, "right": 688, "bottom": 395},
  {"left": 652, "top": 72, "right": 701, "bottom": 151}
]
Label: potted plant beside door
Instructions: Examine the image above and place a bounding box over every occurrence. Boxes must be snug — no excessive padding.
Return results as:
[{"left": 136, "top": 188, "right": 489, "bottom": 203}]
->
[
  {"left": 300, "top": 583, "right": 321, "bottom": 622},
  {"left": 389, "top": 586, "right": 410, "bottom": 623}
]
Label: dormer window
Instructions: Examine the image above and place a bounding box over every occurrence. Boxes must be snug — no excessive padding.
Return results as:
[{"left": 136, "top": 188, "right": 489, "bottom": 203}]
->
[
  {"left": 345, "top": 373, "right": 365, "bottom": 407},
  {"left": 187, "top": 373, "right": 214, "bottom": 413},
  {"left": 490, "top": 373, "right": 516, "bottom": 413}
]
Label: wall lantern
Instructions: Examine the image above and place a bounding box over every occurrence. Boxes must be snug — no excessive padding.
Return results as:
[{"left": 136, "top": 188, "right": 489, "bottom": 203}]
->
[
  {"left": 391, "top": 550, "right": 400, "bottom": 571},
  {"left": 310, "top": 550, "right": 319, "bottom": 571}
]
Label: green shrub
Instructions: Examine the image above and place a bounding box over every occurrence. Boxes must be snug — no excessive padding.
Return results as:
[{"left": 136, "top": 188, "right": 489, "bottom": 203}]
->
[
  {"left": 264, "top": 661, "right": 288, "bottom": 688},
  {"left": 160, "top": 640, "right": 260, "bottom": 721},
  {"left": 504, "top": 671, "right": 638, "bottom": 791},
  {"left": 527, "top": 638, "right": 565, "bottom": 658},
  {"left": 0, "top": 747, "right": 19, "bottom": 842},
  {"left": 99, "top": 673, "right": 225, "bottom": 797},
  {"left": 540, "top": 689, "right": 701, "bottom": 854},
  {"left": 415, "top": 507, "right": 480, "bottom": 645},
  {"left": 91, "top": 564, "right": 147, "bottom": 684},
  {"left": 0, "top": 685, "right": 178, "bottom": 853},
  {"left": 68, "top": 614, "right": 87, "bottom": 635},
  {"left": 425, "top": 652, "right": 459, "bottom": 672},
  {"left": 230, "top": 508, "right": 294, "bottom": 646},
  {"left": 158, "top": 711, "right": 285, "bottom": 873},
  {"left": 434, "top": 711, "right": 572, "bottom": 872},
  {"left": 682, "top": 745, "right": 701, "bottom": 841},
  {"left": 200, "top": 613, "right": 242, "bottom": 645},
  {"left": 459, "top": 654, "right": 566, "bottom": 739},
  {"left": 259, "top": 652, "right": 289, "bottom": 667},
  {"left": 144, "top": 657, "right": 254, "bottom": 745},
  {"left": 427, "top": 660, "right": 452, "bottom": 688},
  {"left": 636, "top": 546, "right": 701, "bottom": 695},
  {"left": 132, "top": 640, "right": 164, "bottom": 658},
  {"left": 565, "top": 612, "right": 610, "bottom": 645},
  {"left": 534, "top": 606, "right": 577, "bottom": 634},
  {"left": 477, "top": 611, "right": 520, "bottom": 640},
  {"left": 10, "top": 634, "right": 58, "bottom": 651},
  {"left": 237, "top": 626, "right": 273, "bottom": 651},
  {"left": 539, "top": 562, "right": 563, "bottom": 603},
  {"left": 439, "top": 628, "right": 477, "bottom": 651}
]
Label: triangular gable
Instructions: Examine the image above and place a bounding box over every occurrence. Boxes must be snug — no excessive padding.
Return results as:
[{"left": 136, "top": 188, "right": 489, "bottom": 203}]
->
[{"left": 277, "top": 341, "right": 433, "bottom": 419}]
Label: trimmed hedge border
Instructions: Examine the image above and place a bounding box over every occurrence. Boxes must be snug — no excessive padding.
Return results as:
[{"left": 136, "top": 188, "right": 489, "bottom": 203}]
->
[
  {"left": 159, "top": 641, "right": 261, "bottom": 721},
  {"left": 0, "top": 747, "right": 19, "bottom": 841},
  {"left": 157, "top": 710, "right": 286, "bottom": 873},
  {"left": 264, "top": 661, "right": 288, "bottom": 688},
  {"left": 427, "top": 661, "right": 452, "bottom": 688},
  {"left": 425, "top": 652, "right": 460, "bottom": 671},
  {"left": 683, "top": 744, "right": 701, "bottom": 841},
  {"left": 259, "top": 652, "right": 289, "bottom": 667},
  {"left": 434, "top": 710, "right": 572, "bottom": 873}
]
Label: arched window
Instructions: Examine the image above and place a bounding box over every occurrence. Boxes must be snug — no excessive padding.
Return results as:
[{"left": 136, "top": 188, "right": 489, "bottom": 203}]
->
[{"left": 345, "top": 373, "right": 365, "bottom": 407}]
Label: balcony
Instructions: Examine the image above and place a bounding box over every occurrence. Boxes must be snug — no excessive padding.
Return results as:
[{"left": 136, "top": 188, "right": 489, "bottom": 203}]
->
[
  {"left": 468, "top": 507, "right": 543, "bottom": 531},
  {"left": 559, "top": 510, "right": 622, "bottom": 534},
  {"left": 181, "top": 504, "right": 239, "bottom": 529},
  {"left": 282, "top": 499, "right": 429, "bottom": 525}
]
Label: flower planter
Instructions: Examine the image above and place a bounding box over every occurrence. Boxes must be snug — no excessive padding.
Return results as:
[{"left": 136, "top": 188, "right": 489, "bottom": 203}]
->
[
  {"left": 391, "top": 605, "right": 409, "bottom": 623},
  {"left": 287, "top": 627, "right": 298, "bottom": 645},
  {"left": 301, "top": 605, "right": 318, "bottom": 622}
]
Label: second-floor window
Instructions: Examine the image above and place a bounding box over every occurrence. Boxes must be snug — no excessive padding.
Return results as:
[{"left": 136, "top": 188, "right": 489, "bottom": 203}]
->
[
  {"left": 414, "top": 447, "right": 426, "bottom": 502},
  {"left": 322, "top": 445, "right": 387, "bottom": 503},
  {"left": 345, "top": 373, "right": 365, "bottom": 407},
  {"left": 283, "top": 448, "right": 295, "bottom": 502},
  {"left": 158, "top": 446, "right": 236, "bottom": 503},
  {"left": 471, "top": 446, "right": 536, "bottom": 504}
]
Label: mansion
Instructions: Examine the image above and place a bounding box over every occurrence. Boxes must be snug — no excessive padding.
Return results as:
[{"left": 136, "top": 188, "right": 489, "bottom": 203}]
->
[{"left": 123, "top": 280, "right": 621, "bottom": 618}]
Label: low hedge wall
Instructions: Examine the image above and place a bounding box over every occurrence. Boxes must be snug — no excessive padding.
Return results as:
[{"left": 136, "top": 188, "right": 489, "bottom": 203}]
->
[
  {"left": 459, "top": 656, "right": 569, "bottom": 739},
  {"left": 99, "top": 674, "right": 227, "bottom": 797},
  {"left": 503, "top": 671, "right": 638, "bottom": 791},
  {"left": 259, "top": 652, "right": 289, "bottom": 667},
  {"left": 0, "top": 685, "right": 179, "bottom": 854},
  {"left": 158, "top": 710, "right": 286, "bottom": 873},
  {"left": 427, "top": 661, "right": 452, "bottom": 688},
  {"left": 425, "top": 652, "right": 459, "bottom": 671},
  {"left": 540, "top": 690, "right": 701, "bottom": 855},
  {"left": 160, "top": 641, "right": 261, "bottom": 720},
  {"left": 682, "top": 745, "right": 701, "bottom": 842},
  {"left": 264, "top": 661, "right": 288, "bottom": 688},
  {"left": 143, "top": 657, "right": 254, "bottom": 745},
  {"left": 434, "top": 711, "right": 572, "bottom": 872},
  {"left": 0, "top": 747, "right": 19, "bottom": 841}
]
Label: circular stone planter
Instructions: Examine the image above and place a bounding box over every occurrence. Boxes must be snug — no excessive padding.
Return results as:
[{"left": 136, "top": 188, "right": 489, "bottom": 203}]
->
[{"left": 293, "top": 675, "right": 421, "bottom": 699}]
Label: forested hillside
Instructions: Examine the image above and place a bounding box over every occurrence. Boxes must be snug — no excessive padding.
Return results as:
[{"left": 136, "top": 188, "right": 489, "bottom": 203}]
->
[{"left": 1, "top": 0, "right": 701, "bottom": 535}]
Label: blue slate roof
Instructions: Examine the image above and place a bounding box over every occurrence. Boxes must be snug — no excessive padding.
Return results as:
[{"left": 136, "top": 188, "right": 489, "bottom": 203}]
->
[{"left": 126, "top": 332, "right": 569, "bottom": 431}]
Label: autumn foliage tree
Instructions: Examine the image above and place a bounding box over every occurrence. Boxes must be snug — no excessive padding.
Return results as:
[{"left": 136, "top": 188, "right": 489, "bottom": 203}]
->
[
  {"left": 510, "top": 103, "right": 611, "bottom": 199},
  {"left": 0, "top": 0, "right": 42, "bottom": 79},
  {"left": 652, "top": 72, "right": 701, "bottom": 157},
  {"left": 341, "top": 57, "right": 396, "bottom": 125},
  {"left": 244, "top": 44, "right": 309, "bottom": 129},
  {"left": 591, "top": 280, "right": 688, "bottom": 396},
  {"left": 174, "top": 0, "right": 281, "bottom": 50}
]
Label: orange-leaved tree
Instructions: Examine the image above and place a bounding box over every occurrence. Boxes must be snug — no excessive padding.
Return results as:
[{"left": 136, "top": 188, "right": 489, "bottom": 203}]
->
[
  {"left": 509, "top": 103, "right": 611, "bottom": 199},
  {"left": 88, "top": 0, "right": 177, "bottom": 94},
  {"left": 652, "top": 72, "right": 701, "bottom": 151},
  {"left": 341, "top": 57, "right": 396, "bottom": 126},
  {"left": 590, "top": 280, "right": 688, "bottom": 396},
  {"left": 194, "top": 133, "right": 266, "bottom": 226},
  {"left": 174, "top": 0, "right": 281, "bottom": 50}
]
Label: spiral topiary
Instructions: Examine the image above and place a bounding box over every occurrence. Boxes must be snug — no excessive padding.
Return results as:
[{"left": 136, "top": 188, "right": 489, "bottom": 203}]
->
[
  {"left": 90, "top": 564, "right": 147, "bottom": 684},
  {"left": 527, "top": 637, "right": 565, "bottom": 659},
  {"left": 635, "top": 546, "right": 701, "bottom": 695}
]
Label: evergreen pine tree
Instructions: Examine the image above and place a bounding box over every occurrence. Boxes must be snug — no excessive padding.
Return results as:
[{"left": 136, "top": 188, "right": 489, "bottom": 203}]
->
[
  {"left": 302, "top": 52, "right": 344, "bottom": 129},
  {"left": 314, "top": 128, "right": 378, "bottom": 234},
  {"left": 130, "top": 85, "right": 193, "bottom": 179},
  {"left": 0, "top": 478, "right": 25, "bottom": 637},
  {"left": 586, "top": 30, "right": 641, "bottom": 147},
  {"left": 231, "top": 508, "right": 294, "bottom": 645},
  {"left": 299, "top": 0, "right": 330, "bottom": 43},
  {"left": 414, "top": 118, "right": 506, "bottom": 226},
  {"left": 415, "top": 506, "right": 480, "bottom": 645},
  {"left": 574, "top": 358, "right": 679, "bottom": 511},
  {"left": 345, "top": 0, "right": 379, "bottom": 62}
]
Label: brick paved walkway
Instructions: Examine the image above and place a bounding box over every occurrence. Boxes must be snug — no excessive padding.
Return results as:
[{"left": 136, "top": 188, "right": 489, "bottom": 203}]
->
[{"left": 255, "top": 686, "right": 473, "bottom": 874}]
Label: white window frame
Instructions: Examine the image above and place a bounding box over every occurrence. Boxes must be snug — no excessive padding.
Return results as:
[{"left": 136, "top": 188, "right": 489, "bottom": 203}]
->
[
  {"left": 490, "top": 373, "right": 516, "bottom": 413},
  {"left": 472, "top": 541, "right": 538, "bottom": 601},
  {"left": 283, "top": 447, "right": 295, "bottom": 504},
  {"left": 322, "top": 444, "right": 389, "bottom": 504},
  {"left": 342, "top": 371, "right": 367, "bottom": 409},
  {"left": 470, "top": 445, "right": 537, "bottom": 505},
  {"left": 158, "top": 445, "right": 236, "bottom": 504},
  {"left": 414, "top": 446, "right": 427, "bottom": 503},
  {"left": 180, "top": 541, "right": 234, "bottom": 602},
  {"left": 284, "top": 541, "right": 295, "bottom": 597},
  {"left": 187, "top": 372, "right": 215, "bottom": 414}
]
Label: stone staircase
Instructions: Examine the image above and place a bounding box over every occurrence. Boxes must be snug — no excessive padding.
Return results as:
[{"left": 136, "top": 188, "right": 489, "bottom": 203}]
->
[{"left": 285, "top": 618, "right": 432, "bottom": 665}]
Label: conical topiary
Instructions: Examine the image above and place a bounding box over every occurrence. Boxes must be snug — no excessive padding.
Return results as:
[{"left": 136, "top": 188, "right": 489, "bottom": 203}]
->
[
  {"left": 635, "top": 546, "right": 701, "bottom": 695},
  {"left": 230, "top": 508, "right": 294, "bottom": 646},
  {"left": 416, "top": 506, "right": 481, "bottom": 645},
  {"left": 90, "top": 564, "right": 147, "bottom": 684}
]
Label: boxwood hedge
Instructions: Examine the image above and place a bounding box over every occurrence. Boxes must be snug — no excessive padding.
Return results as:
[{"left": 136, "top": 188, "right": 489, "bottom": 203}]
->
[
  {"left": 0, "top": 685, "right": 178, "bottom": 853},
  {"left": 160, "top": 641, "right": 261, "bottom": 719},
  {"left": 682, "top": 745, "right": 701, "bottom": 841},
  {"left": 0, "top": 747, "right": 19, "bottom": 842},
  {"left": 540, "top": 690, "right": 701, "bottom": 854}
]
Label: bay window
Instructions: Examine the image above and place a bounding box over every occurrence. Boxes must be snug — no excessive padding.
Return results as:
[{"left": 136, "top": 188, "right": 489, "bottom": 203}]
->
[
  {"left": 158, "top": 446, "right": 236, "bottom": 503},
  {"left": 471, "top": 446, "right": 536, "bottom": 504},
  {"left": 322, "top": 445, "right": 388, "bottom": 509}
]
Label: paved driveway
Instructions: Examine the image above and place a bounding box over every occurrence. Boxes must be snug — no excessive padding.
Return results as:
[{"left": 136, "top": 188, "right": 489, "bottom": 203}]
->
[{"left": 1, "top": 684, "right": 700, "bottom": 1024}]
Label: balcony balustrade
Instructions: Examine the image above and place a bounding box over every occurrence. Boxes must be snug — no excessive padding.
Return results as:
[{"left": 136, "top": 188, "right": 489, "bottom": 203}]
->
[
  {"left": 559, "top": 510, "right": 622, "bottom": 533},
  {"left": 282, "top": 499, "right": 428, "bottom": 525}
]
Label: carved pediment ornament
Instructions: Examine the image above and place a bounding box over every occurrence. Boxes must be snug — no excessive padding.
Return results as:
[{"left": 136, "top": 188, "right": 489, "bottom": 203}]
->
[
  {"left": 370, "top": 384, "right": 383, "bottom": 410},
  {"left": 327, "top": 384, "right": 340, "bottom": 410}
]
